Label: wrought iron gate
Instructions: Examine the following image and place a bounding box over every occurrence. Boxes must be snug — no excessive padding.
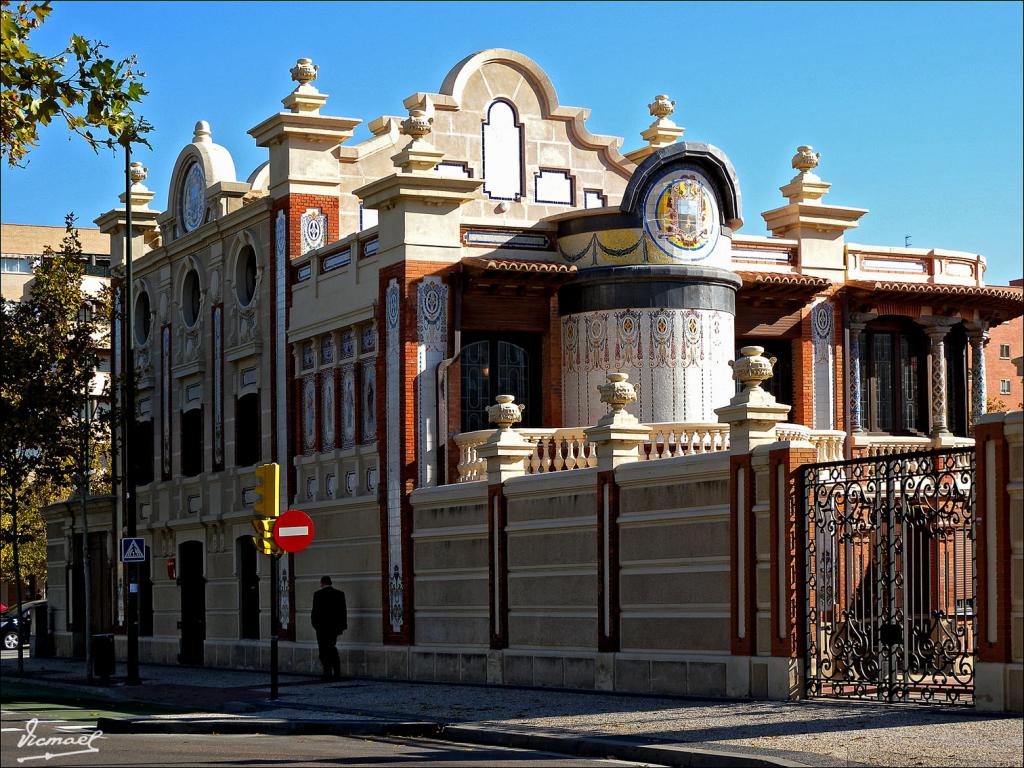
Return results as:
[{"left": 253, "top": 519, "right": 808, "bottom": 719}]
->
[{"left": 803, "top": 448, "right": 976, "bottom": 704}]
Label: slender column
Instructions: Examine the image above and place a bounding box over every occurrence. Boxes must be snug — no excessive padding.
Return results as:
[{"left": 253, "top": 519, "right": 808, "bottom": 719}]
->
[
  {"left": 848, "top": 312, "right": 876, "bottom": 434},
  {"left": 918, "top": 316, "right": 958, "bottom": 438},
  {"left": 965, "top": 321, "right": 989, "bottom": 430}
]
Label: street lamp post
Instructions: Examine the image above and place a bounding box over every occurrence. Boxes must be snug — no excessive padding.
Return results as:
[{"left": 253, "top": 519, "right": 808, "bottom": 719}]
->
[{"left": 121, "top": 137, "right": 140, "bottom": 686}]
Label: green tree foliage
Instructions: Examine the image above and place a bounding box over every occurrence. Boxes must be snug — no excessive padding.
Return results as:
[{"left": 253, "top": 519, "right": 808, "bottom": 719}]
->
[
  {"left": 0, "top": 215, "right": 111, "bottom": 585},
  {"left": 1, "top": 0, "right": 151, "bottom": 166}
]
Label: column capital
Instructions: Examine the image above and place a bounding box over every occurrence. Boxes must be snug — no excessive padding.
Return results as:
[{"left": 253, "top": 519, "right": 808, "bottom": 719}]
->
[
  {"left": 917, "top": 315, "right": 960, "bottom": 338},
  {"left": 963, "top": 319, "right": 990, "bottom": 342},
  {"left": 849, "top": 311, "right": 877, "bottom": 332}
]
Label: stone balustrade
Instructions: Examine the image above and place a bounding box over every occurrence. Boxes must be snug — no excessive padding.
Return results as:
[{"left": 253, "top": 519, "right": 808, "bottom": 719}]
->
[{"left": 454, "top": 422, "right": 853, "bottom": 482}]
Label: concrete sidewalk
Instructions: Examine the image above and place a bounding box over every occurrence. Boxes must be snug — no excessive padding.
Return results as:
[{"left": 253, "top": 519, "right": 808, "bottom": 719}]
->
[{"left": 2, "top": 657, "right": 1021, "bottom": 767}]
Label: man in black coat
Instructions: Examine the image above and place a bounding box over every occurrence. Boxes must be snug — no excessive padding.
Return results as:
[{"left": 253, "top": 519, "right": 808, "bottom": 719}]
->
[{"left": 311, "top": 576, "right": 347, "bottom": 680}]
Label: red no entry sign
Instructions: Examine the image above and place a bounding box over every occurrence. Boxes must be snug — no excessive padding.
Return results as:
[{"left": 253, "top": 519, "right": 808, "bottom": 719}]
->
[{"left": 273, "top": 509, "right": 314, "bottom": 553}]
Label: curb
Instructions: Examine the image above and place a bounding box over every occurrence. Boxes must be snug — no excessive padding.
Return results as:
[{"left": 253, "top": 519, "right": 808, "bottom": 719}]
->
[
  {"left": 96, "top": 717, "right": 808, "bottom": 767},
  {"left": 97, "top": 717, "right": 442, "bottom": 738},
  {"left": 443, "top": 724, "right": 809, "bottom": 768}
]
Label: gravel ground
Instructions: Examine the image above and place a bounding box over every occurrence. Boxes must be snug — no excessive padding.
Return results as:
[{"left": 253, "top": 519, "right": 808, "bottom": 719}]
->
[{"left": 7, "top": 658, "right": 1022, "bottom": 767}]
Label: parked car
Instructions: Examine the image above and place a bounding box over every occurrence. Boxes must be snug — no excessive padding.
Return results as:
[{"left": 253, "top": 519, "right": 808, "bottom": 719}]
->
[{"left": 1, "top": 600, "right": 46, "bottom": 650}]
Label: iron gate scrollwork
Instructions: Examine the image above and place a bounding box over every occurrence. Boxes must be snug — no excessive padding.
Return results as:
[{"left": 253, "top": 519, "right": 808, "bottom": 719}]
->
[{"left": 803, "top": 447, "right": 975, "bottom": 704}]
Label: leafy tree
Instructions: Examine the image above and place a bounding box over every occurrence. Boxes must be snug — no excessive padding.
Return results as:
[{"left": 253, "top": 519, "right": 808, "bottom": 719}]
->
[
  {"left": 0, "top": 215, "right": 111, "bottom": 588},
  {"left": 1, "top": 0, "right": 151, "bottom": 166}
]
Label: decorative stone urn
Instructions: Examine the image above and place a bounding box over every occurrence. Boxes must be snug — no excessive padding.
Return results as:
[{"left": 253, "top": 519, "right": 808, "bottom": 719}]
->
[
  {"left": 648, "top": 94, "right": 676, "bottom": 120},
  {"left": 402, "top": 109, "right": 433, "bottom": 142},
  {"left": 486, "top": 394, "right": 524, "bottom": 432},
  {"left": 290, "top": 57, "right": 319, "bottom": 87},
  {"left": 729, "top": 346, "right": 777, "bottom": 393},
  {"left": 791, "top": 145, "right": 820, "bottom": 175},
  {"left": 129, "top": 161, "right": 148, "bottom": 185},
  {"left": 478, "top": 394, "right": 533, "bottom": 483},
  {"left": 597, "top": 373, "right": 638, "bottom": 422}
]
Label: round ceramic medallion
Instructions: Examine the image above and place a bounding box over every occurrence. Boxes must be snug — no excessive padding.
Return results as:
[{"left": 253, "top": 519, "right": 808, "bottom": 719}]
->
[
  {"left": 643, "top": 168, "right": 720, "bottom": 261},
  {"left": 181, "top": 162, "right": 206, "bottom": 233}
]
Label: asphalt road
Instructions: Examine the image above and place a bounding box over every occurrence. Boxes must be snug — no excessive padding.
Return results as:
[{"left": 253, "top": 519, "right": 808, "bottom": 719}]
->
[{"left": 0, "top": 704, "right": 651, "bottom": 767}]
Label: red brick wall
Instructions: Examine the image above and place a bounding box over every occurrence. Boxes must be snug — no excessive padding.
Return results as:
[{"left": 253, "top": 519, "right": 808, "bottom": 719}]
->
[
  {"left": 985, "top": 315, "right": 1023, "bottom": 411},
  {"left": 376, "top": 260, "right": 456, "bottom": 645},
  {"left": 791, "top": 307, "right": 814, "bottom": 427},
  {"left": 769, "top": 445, "right": 818, "bottom": 658}
]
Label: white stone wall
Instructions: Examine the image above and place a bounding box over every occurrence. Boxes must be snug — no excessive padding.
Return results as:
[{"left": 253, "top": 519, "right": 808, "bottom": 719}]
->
[{"left": 561, "top": 308, "right": 735, "bottom": 426}]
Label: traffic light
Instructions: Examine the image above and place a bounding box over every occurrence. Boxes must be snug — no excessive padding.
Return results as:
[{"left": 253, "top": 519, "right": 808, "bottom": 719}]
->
[
  {"left": 251, "top": 463, "right": 281, "bottom": 555},
  {"left": 251, "top": 517, "right": 280, "bottom": 555},
  {"left": 252, "top": 463, "right": 279, "bottom": 519}
]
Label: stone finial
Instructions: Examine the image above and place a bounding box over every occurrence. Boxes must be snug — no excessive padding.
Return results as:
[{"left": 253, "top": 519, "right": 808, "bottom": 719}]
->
[
  {"left": 392, "top": 105, "right": 445, "bottom": 173},
  {"left": 791, "top": 145, "right": 820, "bottom": 175},
  {"left": 778, "top": 144, "right": 831, "bottom": 204},
  {"left": 290, "top": 57, "right": 319, "bottom": 87},
  {"left": 729, "top": 346, "right": 777, "bottom": 393},
  {"left": 487, "top": 394, "right": 524, "bottom": 431},
  {"left": 648, "top": 94, "right": 675, "bottom": 120},
  {"left": 715, "top": 346, "right": 792, "bottom": 453},
  {"left": 193, "top": 120, "right": 212, "bottom": 143},
  {"left": 283, "top": 57, "right": 328, "bottom": 114},
  {"left": 625, "top": 94, "right": 685, "bottom": 165},
  {"left": 402, "top": 109, "right": 433, "bottom": 142},
  {"left": 129, "top": 161, "right": 147, "bottom": 185},
  {"left": 597, "top": 373, "right": 638, "bottom": 421},
  {"left": 119, "top": 161, "right": 155, "bottom": 209}
]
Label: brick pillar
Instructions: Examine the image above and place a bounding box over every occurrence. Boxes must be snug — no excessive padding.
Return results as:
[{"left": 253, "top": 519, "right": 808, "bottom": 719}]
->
[{"left": 974, "top": 411, "right": 1023, "bottom": 712}]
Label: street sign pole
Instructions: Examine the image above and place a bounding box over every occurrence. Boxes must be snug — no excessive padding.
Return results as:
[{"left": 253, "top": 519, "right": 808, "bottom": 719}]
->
[{"left": 270, "top": 552, "right": 279, "bottom": 700}]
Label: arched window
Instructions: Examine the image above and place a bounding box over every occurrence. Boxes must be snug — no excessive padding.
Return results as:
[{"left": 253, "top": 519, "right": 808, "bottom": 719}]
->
[
  {"left": 482, "top": 100, "right": 523, "bottom": 201},
  {"left": 460, "top": 335, "right": 537, "bottom": 432},
  {"left": 182, "top": 268, "right": 202, "bottom": 328}
]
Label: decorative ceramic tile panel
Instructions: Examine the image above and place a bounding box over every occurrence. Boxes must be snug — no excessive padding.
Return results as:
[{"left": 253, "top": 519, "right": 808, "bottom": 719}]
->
[
  {"left": 212, "top": 303, "right": 224, "bottom": 469},
  {"left": 302, "top": 375, "right": 316, "bottom": 455},
  {"left": 322, "top": 248, "right": 351, "bottom": 272},
  {"left": 811, "top": 301, "right": 835, "bottom": 430},
  {"left": 341, "top": 365, "right": 356, "bottom": 447},
  {"left": 416, "top": 277, "right": 448, "bottom": 487},
  {"left": 300, "top": 208, "right": 326, "bottom": 254},
  {"left": 561, "top": 308, "right": 733, "bottom": 426},
  {"left": 321, "top": 369, "right": 335, "bottom": 451},
  {"left": 302, "top": 342, "right": 315, "bottom": 370},
  {"left": 274, "top": 209, "right": 287, "bottom": 510},
  {"left": 361, "top": 324, "right": 376, "bottom": 353},
  {"left": 161, "top": 324, "right": 172, "bottom": 479},
  {"left": 384, "top": 279, "right": 402, "bottom": 632},
  {"left": 341, "top": 329, "right": 355, "bottom": 358},
  {"left": 362, "top": 363, "right": 376, "bottom": 442},
  {"left": 181, "top": 162, "right": 206, "bottom": 233},
  {"left": 321, "top": 335, "right": 335, "bottom": 364}
]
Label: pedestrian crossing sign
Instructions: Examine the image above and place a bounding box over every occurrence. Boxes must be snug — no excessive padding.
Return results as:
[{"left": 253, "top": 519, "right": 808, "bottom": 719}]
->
[{"left": 120, "top": 537, "right": 146, "bottom": 563}]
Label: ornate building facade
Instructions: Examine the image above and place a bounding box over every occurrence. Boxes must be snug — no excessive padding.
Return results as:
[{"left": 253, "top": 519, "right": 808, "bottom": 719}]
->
[{"left": 42, "top": 50, "right": 1022, "bottom": 704}]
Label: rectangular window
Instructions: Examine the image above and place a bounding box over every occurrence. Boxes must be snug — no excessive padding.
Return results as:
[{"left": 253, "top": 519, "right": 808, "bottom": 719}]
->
[
  {"left": 1, "top": 256, "right": 32, "bottom": 274},
  {"left": 180, "top": 408, "right": 204, "bottom": 477},
  {"left": 1000, "top": 379, "right": 1012, "bottom": 395},
  {"left": 134, "top": 420, "right": 154, "bottom": 486},
  {"left": 999, "top": 344, "right": 1011, "bottom": 359},
  {"left": 235, "top": 393, "right": 261, "bottom": 467},
  {"left": 873, "top": 334, "right": 894, "bottom": 432}
]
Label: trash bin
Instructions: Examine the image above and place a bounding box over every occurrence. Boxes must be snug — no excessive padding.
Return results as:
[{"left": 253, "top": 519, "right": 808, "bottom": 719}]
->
[{"left": 91, "top": 633, "right": 115, "bottom": 682}]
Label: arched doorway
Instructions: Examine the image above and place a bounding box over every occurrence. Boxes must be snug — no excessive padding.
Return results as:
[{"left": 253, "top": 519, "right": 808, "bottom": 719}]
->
[
  {"left": 237, "top": 536, "right": 259, "bottom": 640},
  {"left": 177, "top": 540, "right": 205, "bottom": 665}
]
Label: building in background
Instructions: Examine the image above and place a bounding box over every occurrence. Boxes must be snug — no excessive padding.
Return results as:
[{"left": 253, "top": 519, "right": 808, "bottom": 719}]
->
[
  {"left": 1, "top": 223, "right": 112, "bottom": 609},
  {"left": 39, "top": 50, "right": 1023, "bottom": 690},
  {"left": 984, "top": 278, "right": 1024, "bottom": 412}
]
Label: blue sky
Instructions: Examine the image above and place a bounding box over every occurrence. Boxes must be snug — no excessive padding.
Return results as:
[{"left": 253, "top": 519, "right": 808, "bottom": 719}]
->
[{"left": 2, "top": 1, "right": 1021, "bottom": 283}]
